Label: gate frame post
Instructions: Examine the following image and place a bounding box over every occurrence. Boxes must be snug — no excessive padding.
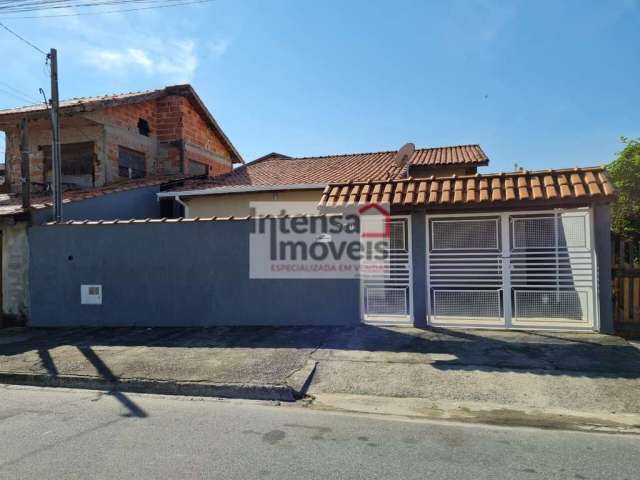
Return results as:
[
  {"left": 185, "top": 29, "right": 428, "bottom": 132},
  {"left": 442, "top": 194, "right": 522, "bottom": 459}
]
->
[
  {"left": 500, "top": 213, "right": 513, "bottom": 328},
  {"left": 593, "top": 203, "right": 614, "bottom": 334},
  {"left": 411, "top": 212, "right": 427, "bottom": 328}
]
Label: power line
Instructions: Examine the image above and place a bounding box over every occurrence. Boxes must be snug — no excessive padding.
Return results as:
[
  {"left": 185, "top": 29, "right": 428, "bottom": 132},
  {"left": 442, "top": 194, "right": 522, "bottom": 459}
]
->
[
  {"left": 0, "top": 21, "right": 47, "bottom": 55},
  {"left": 0, "top": 0, "right": 212, "bottom": 18},
  {"left": 0, "top": 0, "right": 181, "bottom": 13},
  {"left": 0, "top": 86, "right": 40, "bottom": 105},
  {"left": 0, "top": 0, "right": 211, "bottom": 13},
  {"left": 0, "top": 80, "right": 40, "bottom": 103}
]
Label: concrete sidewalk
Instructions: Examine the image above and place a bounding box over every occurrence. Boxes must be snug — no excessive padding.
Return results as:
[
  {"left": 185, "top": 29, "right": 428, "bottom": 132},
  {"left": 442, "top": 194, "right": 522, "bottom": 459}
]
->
[
  {"left": 1, "top": 325, "right": 640, "bottom": 431},
  {"left": 305, "top": 327, "right": 640, "bottom": 433},
  {"left": 0, "top": 327, "right": 323, "bottom": 401}
]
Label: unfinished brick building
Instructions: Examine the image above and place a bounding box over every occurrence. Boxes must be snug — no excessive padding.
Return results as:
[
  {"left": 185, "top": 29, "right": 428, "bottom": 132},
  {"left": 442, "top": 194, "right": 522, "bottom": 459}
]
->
[{"left": 0, "top": 84, "right": 243, "bottom": 194}]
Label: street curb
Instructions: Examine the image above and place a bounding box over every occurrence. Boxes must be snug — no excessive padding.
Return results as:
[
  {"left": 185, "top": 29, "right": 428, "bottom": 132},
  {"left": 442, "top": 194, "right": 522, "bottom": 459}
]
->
[
  {"left": 309, "top": 393, "right": 640, "bottom": 435},
  {"left": 285, "top": 360, "right": 318, "bottom": 399},
  {"left": 0, "top": 373, "right": 300, "bottom": 402}
]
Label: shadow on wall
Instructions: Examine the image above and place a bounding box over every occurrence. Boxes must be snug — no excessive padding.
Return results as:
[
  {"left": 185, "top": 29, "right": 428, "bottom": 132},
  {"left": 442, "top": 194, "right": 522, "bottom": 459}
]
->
[{"left": 2, "top": 325, "right": 640, "bottom": 380}]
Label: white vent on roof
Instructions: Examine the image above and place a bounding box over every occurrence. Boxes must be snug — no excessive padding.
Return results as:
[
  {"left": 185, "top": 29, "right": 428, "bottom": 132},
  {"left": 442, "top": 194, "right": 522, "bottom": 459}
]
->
[{"left": 81, "top": 285, "right": 102, "bottom": 305}]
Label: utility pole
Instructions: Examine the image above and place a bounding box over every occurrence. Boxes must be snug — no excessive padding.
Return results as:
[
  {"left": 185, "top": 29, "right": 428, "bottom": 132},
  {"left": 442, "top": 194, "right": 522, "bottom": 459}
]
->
[
  {"left": 48, "top": 48, "right": 62, "bottom": 222},
  {"left": 19, "top": 118, "right": 30, "bottom": 210}
]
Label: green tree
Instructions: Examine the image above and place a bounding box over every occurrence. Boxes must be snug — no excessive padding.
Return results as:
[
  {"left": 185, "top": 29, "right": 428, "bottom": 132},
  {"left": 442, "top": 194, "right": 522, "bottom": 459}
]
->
[{"left": 608, "top": 137, "right": 640, "bottom": 238}]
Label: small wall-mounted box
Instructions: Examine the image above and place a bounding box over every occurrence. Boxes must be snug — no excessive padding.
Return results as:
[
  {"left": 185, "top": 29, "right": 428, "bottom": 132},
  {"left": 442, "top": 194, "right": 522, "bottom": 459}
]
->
[{"left": 81, "top": 284, "right": 102, "bottom": 305}]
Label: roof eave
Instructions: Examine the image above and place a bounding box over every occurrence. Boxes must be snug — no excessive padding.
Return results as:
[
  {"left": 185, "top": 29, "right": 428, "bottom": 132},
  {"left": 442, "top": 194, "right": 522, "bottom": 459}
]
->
[
  {"left": 157, "top": 182, "right": 328, "bottom": 198},
  {"left": 0, "top": 85, "right": 244, "bottom": 164},
  {"left": 0, "top": 90, "right": 167, "bottom": 124},
  {"left": 387, "top": 196, "right": 616, "bottom": 213}
]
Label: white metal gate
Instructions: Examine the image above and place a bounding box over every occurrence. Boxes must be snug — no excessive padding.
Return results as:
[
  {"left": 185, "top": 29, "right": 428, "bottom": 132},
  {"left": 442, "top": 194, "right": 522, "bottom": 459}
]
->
[
  {"left": 426, "top": 209, "right": 597, "bottom": 331},
  {"left": 361, "top": 216, "right": 412, "bottom": 324}
]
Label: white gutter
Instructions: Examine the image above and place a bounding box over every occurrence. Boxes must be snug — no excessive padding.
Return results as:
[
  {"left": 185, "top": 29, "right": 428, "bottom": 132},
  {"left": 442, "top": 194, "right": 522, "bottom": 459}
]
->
[{"left": 157, "top": 183, "right": 327, "bottom": 199}]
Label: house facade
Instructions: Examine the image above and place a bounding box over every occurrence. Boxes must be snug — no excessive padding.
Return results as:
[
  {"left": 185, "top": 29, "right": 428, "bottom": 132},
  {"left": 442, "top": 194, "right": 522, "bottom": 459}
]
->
[
  {"left": 0, "top": 84, "right": 242, "bottom": 194},
  {"left": 29, "top": 173, "right": 615, "bottom": 333},
  {"left": 153, "top": 145, "right": 615, "bottom": 333},
  {"left": 0, "top": 86, "right": 617, "bottom": 333},
  {"left": 0, "top": 84, "right": 241, "bottom": 323},
  {"left": 319, "top": 168, "right": 614, "bottom": 332}
]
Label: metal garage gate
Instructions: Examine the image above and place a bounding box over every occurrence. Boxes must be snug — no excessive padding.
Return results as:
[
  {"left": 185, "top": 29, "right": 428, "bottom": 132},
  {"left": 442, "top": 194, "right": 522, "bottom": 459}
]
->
[
  {"left": 361, "top": 216, "right": 413, "bottom": 324},
  {"left": 426, "top": 209, "right": 597, "bottom": 331}
]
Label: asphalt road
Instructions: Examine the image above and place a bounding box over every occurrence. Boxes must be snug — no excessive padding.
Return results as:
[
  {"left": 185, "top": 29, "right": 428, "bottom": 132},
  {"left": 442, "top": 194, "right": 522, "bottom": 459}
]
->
[{"left": 0, "top": 385, "right": 638, "bottom": 480}]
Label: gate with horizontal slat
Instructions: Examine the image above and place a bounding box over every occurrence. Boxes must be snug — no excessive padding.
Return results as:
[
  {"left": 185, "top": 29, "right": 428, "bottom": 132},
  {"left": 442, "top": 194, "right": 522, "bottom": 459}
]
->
[
  {"left": 426, "top": 208, "right": 598, "bottom": 330},
  {"left": 361, "top": 216, "right": 413, "bottom": 324}
]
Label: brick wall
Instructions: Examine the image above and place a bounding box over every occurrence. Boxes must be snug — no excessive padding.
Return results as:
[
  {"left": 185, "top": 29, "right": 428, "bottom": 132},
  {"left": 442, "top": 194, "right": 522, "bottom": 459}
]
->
[
  {"left": 155, "top": 95, "right": 234, "bottom": 176},
  {"left": 155, "top": 96, "right": 182, "bottom": 143},
  {"left": 2, "top": 91, "right": 236, "bottom": 193},
  {"left": 102, "top": 102, "right": 158, "bottom": 133},
  {"left": 4, "top": 117, "right": 103, "bottom": 192},
  {"left": 179, "top": 98, "right": 230, "bottom": 157}
]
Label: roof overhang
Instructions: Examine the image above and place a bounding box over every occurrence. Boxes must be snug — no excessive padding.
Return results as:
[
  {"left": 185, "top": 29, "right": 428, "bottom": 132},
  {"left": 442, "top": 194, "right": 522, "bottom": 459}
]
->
[
  {"left": 157, "top": 183, "right": 328, "bottom": 199},
  {"left": 319, "top": 167, "right": 616, "bottom": 210}
]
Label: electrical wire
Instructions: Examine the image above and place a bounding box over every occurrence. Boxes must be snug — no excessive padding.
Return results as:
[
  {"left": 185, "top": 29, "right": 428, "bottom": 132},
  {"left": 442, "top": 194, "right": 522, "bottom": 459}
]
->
[
  {"left": 0, "top": 0, "right": 181, "bottom": 13},
  {"left": 0, "top": 86, "right": 41, "bottom": 105},
  {"left": 0, "top": 0, "right": 213, "bottom": 17},
  {"left": 0, "top": 21, "right": 47, "bottom": 54},
  {"left": 0, "top": 80, "right": 40, "bottom": 103}
]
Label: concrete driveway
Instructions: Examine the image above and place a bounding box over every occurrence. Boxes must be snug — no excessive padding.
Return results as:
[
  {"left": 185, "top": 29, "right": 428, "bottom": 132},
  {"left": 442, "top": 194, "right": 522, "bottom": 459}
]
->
[{"left": 1, "top": 325, "right": 640, "bottom": 430}]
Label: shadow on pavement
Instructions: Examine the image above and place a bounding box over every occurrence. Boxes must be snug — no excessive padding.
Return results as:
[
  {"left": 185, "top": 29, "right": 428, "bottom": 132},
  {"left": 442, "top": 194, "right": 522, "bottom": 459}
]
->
[
  {"left": 1, "top": 325, "right": 639, "bottom": 380},
  {"left": 78, "top": 345, "right": 147, "bottom": 418}
]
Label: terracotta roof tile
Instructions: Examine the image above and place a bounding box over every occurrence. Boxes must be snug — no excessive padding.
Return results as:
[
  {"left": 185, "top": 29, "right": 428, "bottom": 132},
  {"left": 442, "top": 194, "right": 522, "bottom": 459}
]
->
[
  {"left": 410, "top": 144, "right": 488, "bottom": 166},
  {"left": 462, "top": 178, "right": 472, "bottom": 203},
  {"left": 491, "top": 177, "right": 502, "bottom": 202},
  {"left": 165, "top": 144, "right": 488, "bottom": 194},
  {"left": 504, "top": 177, "right": 516, "bottom": 201},
  {"left": 416, "top": 181, "right": 428, "bottom": 204},
  {"left": 440, "top": 180, "right": 452, "bottom": 204},
  {"left": 583, "top": 171, "right": 601, "bottom": 195},
  {"left": 557, "top": 175, "right": 571, "bottom": 198},
  {"left": 517, "top": 175, "right": 529, "bottom": 200},
  {"left": 404, "top": 182, "right": 416, "bottom": 205},
  {"left": 478, "top": 178, "right": 490, "bottom": 202},
  {"left": 319, "top": 167, "right": 615, "bottom": 209}
]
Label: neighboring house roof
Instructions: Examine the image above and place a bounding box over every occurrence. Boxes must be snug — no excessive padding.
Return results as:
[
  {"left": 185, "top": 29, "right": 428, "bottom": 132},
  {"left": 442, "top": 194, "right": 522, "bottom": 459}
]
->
[
  {"left": 319, "top": 166, "right": 615, "bottom": 209},
  {"left": 0, "top": 174, "right": 192, "bottom": 218},
  {"left": 0, "top": 84, "right": 243, "bottom": 164},
  {"left": 160, "top": 144, "right": 488, "bottom": 197}
]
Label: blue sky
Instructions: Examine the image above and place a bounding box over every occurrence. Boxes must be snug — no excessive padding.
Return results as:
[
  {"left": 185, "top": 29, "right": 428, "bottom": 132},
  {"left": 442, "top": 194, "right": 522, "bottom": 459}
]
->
[{"left": 0, "top": 0, "right": 639, "bottom": 172}]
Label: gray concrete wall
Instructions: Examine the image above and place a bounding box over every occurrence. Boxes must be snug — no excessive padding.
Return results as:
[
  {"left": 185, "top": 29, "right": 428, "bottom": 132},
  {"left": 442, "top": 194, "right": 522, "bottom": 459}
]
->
[
  {"left": 593, "top": 203, "right": 614, "bottom": 334},
  {"left": 2, "top": 222, "right": 30, "bottom": 318},
  {"left": 32, "top": 185, "right": 162, "bottom": 225},
  {"left": 28, "top": 219, "right": 360, "bottom": 327}
]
